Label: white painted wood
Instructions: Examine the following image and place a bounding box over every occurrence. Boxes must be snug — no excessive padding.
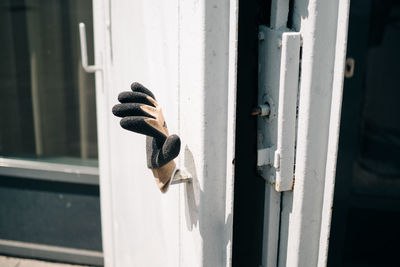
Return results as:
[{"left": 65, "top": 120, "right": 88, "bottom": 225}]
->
[
  {"left": 107, "top": 1, "right": 180, "bottom": 266},
  {"left": 224, "top": 0, "right": 239, "bottom": 266},
  {"left": 275, "top": 32, "right": 300, "bottom": 191},
  {"left": 318, "top": 0, "right": 350, "bottom": 265},
  {"left": 178, "top": 0, "right": 233, "bottom": 266},
  {"left": 92, "top": 1, "right": 115, "bottom": 267},
  {"left": 94, "top": 0, "right": 237, "bottom": 266},
  {"left": 276, "top": 0, "right": 351, "bottom": 266}
]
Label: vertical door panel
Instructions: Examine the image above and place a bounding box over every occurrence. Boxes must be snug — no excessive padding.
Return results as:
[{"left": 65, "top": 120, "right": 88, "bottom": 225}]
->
[
  {"left": 109, "top": 1, "right": 180, "bottom": 266},
  {"left": 259, "top": 0, "right": 350, "bottom": 266},
  {"left": 276, "top": 0, "right": 350, "bottom": 266},
  {"left": 96, "top": 0, "right": 237, "bottom": 266}
]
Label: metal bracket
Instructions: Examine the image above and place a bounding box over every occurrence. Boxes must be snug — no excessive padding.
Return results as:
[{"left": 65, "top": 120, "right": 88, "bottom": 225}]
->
[
  {"left": 170, "top": 168, "right": 192, "bottom": 185},
  {"left": 79, "top": 23, "right": 102, "bottom": 73},
  {"left": 257, "top": 148, "right": 279, "bottom": 169},
  {"left": 257, "top": 26, "right": 301, "bottom": 191}
]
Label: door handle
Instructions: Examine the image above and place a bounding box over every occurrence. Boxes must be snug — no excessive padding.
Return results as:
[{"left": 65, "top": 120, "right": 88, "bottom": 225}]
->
[{"left": 79, "top": 23, "right": 102, "bottom": 73}]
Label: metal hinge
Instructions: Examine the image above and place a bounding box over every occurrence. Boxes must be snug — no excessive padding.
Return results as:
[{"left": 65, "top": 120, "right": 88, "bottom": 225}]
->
[{"left": 256, "top": 26, "right": 301, "bottom": 192}]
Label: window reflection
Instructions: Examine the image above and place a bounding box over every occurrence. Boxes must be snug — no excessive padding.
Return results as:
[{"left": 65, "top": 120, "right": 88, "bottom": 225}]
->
[
  {"left": 353, "top": 1, "right": 400, "bottom": 196},
  {"left": 0, "top": 0, "right": 97, "bottom": 164}
]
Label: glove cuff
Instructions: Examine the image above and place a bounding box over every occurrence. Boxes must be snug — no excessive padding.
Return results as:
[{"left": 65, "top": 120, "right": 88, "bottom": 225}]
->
[{"left": 151, "top": 160, "right": 177, "bottom": 193}]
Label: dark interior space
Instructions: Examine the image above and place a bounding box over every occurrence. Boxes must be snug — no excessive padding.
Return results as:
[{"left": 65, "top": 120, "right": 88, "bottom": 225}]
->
[
  {"left": 232, "top": 0, "right": 270, "bottom": 266},
  {"left": 328, "top": 0, "right": 400, "bottom": 266}
]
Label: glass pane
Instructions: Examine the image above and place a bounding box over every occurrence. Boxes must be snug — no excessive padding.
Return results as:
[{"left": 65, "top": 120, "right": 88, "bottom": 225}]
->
[
  {"left": 0, "top": 0, "right": 97, "bottom": 165},
  {"left": 0, "top": 175, "right": 102, "bottom": 251},
  {"left": 328, "top": 2, "right": 400, "bottom": 266},
  {"left": 355, "top": 1, "right": 400, "bottom": 195}
]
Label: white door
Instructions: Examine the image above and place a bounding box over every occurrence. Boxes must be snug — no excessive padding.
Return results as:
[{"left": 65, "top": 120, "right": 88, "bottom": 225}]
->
[{"left": 93, "top": 0, "right": 238, "bottom": 266}]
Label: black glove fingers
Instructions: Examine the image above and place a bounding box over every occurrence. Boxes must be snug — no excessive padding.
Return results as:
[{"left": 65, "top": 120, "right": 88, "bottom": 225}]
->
[
  {"left": 120, "top": 116, "right": 167, "bottom": 142},
  {"left": 147, "top": 135, "right": 180, "bottom": 168},
  {"left": 117, "top": 91, "right": 155, "bottom": 107},
  {"left": 130, "top": 82, "right": 155, "bottom": 99},
  {"left": 161, "top": 134, "right": 181, "bottom": 163},
  {"left": 112, "top": 103, "right": 155, "bottom": 119}
]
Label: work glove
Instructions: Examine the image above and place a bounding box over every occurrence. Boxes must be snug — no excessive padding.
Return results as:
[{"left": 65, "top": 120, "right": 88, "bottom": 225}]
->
[{"left": 112, "top": 82, "right": 181, "bottom": 193}]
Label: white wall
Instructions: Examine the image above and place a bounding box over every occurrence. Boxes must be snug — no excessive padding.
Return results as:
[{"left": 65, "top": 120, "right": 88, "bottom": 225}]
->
[{"left": 94, "top": 0, "right": 237, "bottom": 266}]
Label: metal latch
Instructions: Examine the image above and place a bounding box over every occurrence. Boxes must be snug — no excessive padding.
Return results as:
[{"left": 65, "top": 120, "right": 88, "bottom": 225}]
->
[
  {"left": 256, "top": 26, "right": 301, "bottom": 192},
  {"left": 170, "top": 168, "right": 192, "bottom": 185}
]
